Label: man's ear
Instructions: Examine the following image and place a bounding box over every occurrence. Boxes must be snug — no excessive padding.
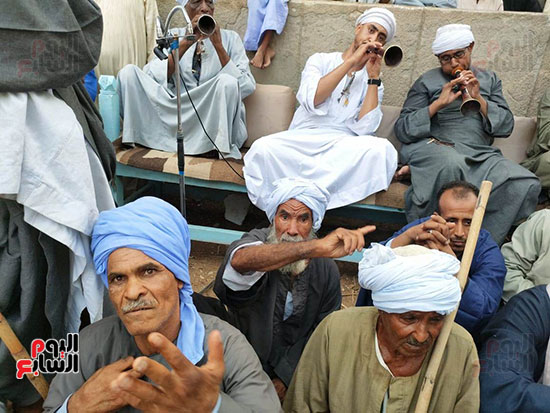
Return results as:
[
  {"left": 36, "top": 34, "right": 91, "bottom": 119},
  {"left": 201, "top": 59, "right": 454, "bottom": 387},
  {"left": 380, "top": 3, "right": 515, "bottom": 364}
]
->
[
  {"left": 177, "top": 279, "right": 184, "bottom": 289},
  {"left": 468, "top": 42, "right": 475, "bottom": 52}
]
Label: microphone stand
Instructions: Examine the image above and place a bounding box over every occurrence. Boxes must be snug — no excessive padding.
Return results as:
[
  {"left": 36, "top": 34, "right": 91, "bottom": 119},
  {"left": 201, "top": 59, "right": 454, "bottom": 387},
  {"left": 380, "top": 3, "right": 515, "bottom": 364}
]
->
[{"left": 154, "top": 7, "right": 196, "bottom": 218}]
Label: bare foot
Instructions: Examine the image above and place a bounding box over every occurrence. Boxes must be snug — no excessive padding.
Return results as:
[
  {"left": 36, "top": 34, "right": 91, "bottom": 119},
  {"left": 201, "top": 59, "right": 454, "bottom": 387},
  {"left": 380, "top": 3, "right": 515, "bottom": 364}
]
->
[
  {"left": 394, "top": 165, "right": 411, "bottom": 181},
  {"left": 262, "top": 46, "right": 275, "bottom": 68},
  {"left": 250, "top": 49, "right": 265, "bottom": 69}
]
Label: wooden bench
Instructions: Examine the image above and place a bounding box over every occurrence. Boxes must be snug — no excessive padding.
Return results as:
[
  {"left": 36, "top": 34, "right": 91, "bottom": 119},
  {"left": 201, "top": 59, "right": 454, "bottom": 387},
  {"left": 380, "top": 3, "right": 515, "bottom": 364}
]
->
[{"left": 114, "top": 84, "right": 537, "bottom": 262}]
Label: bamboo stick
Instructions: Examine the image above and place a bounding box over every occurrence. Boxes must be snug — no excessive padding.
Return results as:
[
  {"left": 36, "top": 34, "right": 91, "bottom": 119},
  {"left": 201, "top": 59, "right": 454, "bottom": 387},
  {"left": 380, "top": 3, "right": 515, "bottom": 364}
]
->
[
  {"left": 0, "top": 311, "right": 49, "bottom": 400},
  {"left": 414, "top": 180, "right": 492, "bottom": 413}
]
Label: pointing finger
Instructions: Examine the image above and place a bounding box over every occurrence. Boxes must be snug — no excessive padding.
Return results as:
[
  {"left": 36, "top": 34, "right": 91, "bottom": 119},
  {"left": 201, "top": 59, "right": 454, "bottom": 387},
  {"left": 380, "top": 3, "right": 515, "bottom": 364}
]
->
[{"left": 358, "top": 225, "right": 376, "bottom": 235}]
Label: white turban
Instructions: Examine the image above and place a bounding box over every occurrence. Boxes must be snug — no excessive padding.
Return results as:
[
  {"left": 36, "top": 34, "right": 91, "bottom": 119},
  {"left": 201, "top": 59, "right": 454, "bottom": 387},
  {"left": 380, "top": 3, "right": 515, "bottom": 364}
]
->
[
  {"left": 358, "top": 243, "right": 461, "bottom": 315},
  {"left": 176, "top": 0, "right": 216, "bottom": 6},
  {"left": 355, "top": 8, "right": 397, "bottom": 43},
  {"left": 265, "top": 178, "right": 329, "bottom": 231},
  {"left": 432, "top": 24, "right": 475, "bottom": 55}
]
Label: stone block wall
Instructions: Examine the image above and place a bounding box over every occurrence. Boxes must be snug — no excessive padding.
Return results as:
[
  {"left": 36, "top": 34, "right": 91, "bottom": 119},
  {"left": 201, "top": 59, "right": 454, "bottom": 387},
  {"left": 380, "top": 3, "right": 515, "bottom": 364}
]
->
[{"left": 158, "top": 0, "right": 550, "bottom": 116}]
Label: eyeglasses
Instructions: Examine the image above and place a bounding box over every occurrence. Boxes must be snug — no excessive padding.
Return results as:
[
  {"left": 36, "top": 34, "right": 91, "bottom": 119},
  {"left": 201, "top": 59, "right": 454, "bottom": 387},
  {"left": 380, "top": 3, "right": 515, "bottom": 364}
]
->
[
  {"left": 438, "top": 49, "right": 467, "bottom": 64},
  {"left": 188, "top": 0, "right": 214, "bottom": 8}
]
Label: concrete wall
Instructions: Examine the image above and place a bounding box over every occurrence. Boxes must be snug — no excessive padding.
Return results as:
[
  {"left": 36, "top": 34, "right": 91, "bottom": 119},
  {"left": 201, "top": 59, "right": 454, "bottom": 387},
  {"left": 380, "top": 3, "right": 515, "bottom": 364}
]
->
[{"left": 158, "top": 0, "right": 550, "bottom": 116}]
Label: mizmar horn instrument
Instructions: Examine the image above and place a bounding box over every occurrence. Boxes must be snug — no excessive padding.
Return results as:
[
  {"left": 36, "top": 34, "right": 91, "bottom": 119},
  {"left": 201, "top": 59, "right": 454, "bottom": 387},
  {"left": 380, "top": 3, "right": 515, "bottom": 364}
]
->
[
  {"left": 366, "top": 44, "right": 403, "bottom": 67},
  {"left": 452, "top": 67, "right": 481, "bottom": 116},
  {"left": 197, "top": 14, "right": 216, "bottom": 36}
]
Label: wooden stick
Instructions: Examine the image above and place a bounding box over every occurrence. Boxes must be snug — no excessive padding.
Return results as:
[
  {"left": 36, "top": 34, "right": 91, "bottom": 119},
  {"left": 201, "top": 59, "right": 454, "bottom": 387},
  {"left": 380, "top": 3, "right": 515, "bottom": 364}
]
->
[
  {"left": 414, "top": 180, "right": 493, "bottom": 413},
  {"left": 0, "top": 311, "right": 50, "bottom": 400}
]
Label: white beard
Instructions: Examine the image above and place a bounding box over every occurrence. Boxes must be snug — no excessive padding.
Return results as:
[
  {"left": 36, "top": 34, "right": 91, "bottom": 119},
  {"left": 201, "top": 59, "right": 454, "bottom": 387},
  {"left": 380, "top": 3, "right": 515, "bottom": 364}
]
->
[{"left": 266, "top": 226, "right": 316, "bottom": 276}]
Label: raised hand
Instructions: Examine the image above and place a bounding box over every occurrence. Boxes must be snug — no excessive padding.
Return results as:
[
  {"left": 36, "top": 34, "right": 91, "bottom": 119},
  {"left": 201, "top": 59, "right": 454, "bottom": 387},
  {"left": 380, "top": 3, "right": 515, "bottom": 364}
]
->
[{"left": 113, "top": 331, "right": 224, "bottom": 413}]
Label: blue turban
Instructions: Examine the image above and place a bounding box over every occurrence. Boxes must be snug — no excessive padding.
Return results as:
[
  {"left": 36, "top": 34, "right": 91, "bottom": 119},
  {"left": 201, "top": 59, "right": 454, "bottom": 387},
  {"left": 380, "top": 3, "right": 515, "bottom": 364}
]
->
[
  {"left": 358, "top": 243, "right": 461, "bottom": 315},
  {"left": 266, "top": 178, "right": 330, "bottom": 231},
  {"left": 91, "top": 197, "right": 205, "bottom": 364}
]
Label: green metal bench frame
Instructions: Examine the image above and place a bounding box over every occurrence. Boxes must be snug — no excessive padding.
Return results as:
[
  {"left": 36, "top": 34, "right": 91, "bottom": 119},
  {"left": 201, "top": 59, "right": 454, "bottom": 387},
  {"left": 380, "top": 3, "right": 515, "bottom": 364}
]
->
[{"left": 114, "top": 162, "right": 407, "bottom": 263}]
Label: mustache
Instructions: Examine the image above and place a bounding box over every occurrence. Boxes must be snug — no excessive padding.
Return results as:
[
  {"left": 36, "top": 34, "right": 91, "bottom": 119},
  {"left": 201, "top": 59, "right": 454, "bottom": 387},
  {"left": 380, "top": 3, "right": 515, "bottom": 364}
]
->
[
  {"left": 122, "top": 297, "right": 158, "bottom": 314},
  {"left": 279, "top": 233, "right": 305, "bottom": 243},
  {"left": 406, "top": 336, "right": 431, "bottom": 347}
]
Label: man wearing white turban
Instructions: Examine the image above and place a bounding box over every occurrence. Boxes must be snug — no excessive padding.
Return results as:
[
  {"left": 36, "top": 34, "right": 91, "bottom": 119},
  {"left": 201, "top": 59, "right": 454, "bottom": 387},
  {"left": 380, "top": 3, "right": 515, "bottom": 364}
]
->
[
  {"left": 214, "top": 177, "right": 375, "bottom": 402},
  {"left": 244, "top": 7, "right": 398, "bottom": 212},
  {"left": 395, "top": 23, "right": 540, "bottom": 246},
  {"left": 117, "top": 0, "right": 255, "bottom": 158},
  {"left": 285, "top": 244, "right": 480, "bottom": 412}
]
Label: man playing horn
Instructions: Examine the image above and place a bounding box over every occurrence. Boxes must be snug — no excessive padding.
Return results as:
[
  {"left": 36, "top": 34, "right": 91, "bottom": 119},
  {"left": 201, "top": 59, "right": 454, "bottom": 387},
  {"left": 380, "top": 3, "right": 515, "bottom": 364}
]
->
[
  {"left": 243, "top": 8, "right": 398, "bottom": 213},
  {"left": 117, "top": 0, "right": 255, "bottom": 158},
  {"left": 284, "top": 244, "right": 480, "bottom": 412},
  {"left": 394, "top": 24, "right": 540, "bottom": 245}
]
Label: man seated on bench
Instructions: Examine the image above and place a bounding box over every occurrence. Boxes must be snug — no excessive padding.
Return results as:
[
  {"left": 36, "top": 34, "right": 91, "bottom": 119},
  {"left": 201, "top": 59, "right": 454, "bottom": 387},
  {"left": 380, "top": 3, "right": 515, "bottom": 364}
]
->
[
  {"left": 394, "top": 23, "right": 540, "bottom": 245},
  {"left": 118, "top": 0, "right": 255, "bottom": 159},
  {"left": 357, "top": 181, "right": 506, "bottom": 340},
  {"left": 43, "top": 197, "right": 280, "bottom": 412},
  {"left": 243, "top": 8, "right": 398, "bottom": 212},
  {"left": 214, "top": 177, "right": 374, "bottom": 402}
]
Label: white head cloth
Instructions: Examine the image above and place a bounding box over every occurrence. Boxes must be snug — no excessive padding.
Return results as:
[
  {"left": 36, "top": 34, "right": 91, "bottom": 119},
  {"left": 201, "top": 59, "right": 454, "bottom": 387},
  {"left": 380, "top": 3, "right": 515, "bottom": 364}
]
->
[
  {"left": 358, "top": 243, "right": 461, "bottom": 315},
  {"left": 176, "top": 0, "right": 216, "bottom": 6},
  {"left": 432, "top": 24, "right": 475, "bottom": 55},
  {"left": 355, "top": 8, "right": 397, "bottom": 43},
  {"left": 265, "top": 178, "right": 329, "bottom": 231}
]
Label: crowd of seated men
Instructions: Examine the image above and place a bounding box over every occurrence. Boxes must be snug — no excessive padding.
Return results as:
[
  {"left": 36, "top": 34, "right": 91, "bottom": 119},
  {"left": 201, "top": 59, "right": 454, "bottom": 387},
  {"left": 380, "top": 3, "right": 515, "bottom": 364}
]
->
[{"left": 3, "top": 1, "right": 550, "bottom": 412}]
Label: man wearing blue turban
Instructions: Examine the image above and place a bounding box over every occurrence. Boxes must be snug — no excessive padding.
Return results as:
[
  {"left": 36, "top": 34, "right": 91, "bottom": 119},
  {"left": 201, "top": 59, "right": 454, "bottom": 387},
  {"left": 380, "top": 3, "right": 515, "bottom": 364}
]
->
[
  {"left": 214, "top": 177, "right": 375, "bottom": 402},
  {"left": 43, "top": 197, "right": 280, "bottom": 412}
]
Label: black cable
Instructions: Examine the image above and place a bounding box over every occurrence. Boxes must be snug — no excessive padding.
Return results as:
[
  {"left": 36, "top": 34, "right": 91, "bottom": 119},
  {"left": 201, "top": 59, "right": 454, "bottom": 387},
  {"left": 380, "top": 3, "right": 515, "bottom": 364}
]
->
[{"left": 179, "top": 70, "right": 245, "bottom": 181}]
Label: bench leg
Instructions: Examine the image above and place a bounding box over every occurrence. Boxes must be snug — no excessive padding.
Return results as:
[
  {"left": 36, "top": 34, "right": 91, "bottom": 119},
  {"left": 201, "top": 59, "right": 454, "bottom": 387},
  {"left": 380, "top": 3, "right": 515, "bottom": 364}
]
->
[{"left": 113, "top": 175, "right": 125, "bottom": 206}]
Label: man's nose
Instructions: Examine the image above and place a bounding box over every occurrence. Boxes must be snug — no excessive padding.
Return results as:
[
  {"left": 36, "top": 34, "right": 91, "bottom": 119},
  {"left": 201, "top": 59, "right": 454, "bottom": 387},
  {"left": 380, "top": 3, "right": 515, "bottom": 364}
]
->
[
  {"left": 412, "top": 324, "right": 430, "bottom": 344},
  {"left": 197, "top": 1, "right": 211, "bottom": 14},
  {"left": 124, "top": 277, "right": 147, "bottom": 300},
  {"left": 286, "top": 219, "right": 299, "bottom": 236},
  {"left": 455, "top": 222, "right": 465, "bottom": 237}
]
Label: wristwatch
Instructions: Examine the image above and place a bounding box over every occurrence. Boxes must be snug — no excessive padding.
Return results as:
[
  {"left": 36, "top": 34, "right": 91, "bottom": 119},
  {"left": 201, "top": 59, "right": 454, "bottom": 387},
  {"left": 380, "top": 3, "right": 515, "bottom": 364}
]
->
[{"left": 367, "top": 78, "right": 381, "bottom": 86}]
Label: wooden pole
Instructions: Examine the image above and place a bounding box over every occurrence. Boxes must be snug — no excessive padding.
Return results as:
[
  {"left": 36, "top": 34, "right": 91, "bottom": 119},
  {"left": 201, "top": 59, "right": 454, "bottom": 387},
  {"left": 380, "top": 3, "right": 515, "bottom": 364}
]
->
[
  {"left": 414, "top": 180, "right": 493, "bottom": 413},
  {"left": 0, "top": 311, "right": 50, "bottom": 400}
]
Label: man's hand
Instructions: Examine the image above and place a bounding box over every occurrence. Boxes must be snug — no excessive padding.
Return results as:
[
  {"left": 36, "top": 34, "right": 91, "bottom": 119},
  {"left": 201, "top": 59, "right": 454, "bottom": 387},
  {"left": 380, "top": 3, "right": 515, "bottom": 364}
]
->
[
  {"left": 313, "top": 225, "right": 376, "bottom": 258},
  {"left": 429, "top": 77, "right": 462, "bottom": 116},
  {"left": 347, "top": 41, "right": 382, "bottom": 72},
  {"left": 208, "top": 24, "right": 223, "bottom": 49},
  {"left": 113, "top": 331, "right": 224, "bottom": 413},
  {"left": 455, "top": 69, "right": 480, "bottom": 99},
  {"left": 68, "top": 356, "right": 138, "bottom": 413},
  {"left": 437, "top": 77, "right": 463, "bottom": 107},
  {"left": 417, "top": 232, "right": 456, "bottom": 257},
  {"left": 272, "top": 377, "right": 287, "bottom": 402},
  {"left": 391, "top": 213, "right": 454, "bottom": 248}
]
